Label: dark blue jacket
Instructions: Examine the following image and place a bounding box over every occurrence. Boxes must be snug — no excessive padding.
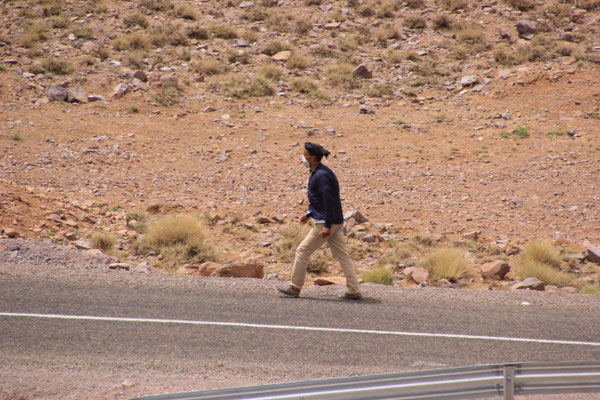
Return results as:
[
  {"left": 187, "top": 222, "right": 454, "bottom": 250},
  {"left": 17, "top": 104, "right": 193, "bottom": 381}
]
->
[{"left": 306, "top": 164, "right": 344, "bottom": 228}]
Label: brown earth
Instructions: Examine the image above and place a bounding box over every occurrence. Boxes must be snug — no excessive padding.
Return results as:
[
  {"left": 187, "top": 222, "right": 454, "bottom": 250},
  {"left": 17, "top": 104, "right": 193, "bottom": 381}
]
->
[{"left": 1, "top": 0, "right": 600, "bottom": 291}]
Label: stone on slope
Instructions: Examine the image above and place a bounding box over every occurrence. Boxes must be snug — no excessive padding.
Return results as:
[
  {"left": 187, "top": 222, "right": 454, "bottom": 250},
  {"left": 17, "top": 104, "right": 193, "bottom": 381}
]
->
[
  {"left": 515, "top": 20, "right": 537, "bottom": 36},
  {"left": 479, "top": 260, "right": 510, "bottom": 279},
  {"left": 272, "top": 51, "right": 292, "bottom": 62},
  {"left": 585, "top": 246, "right": 600, "bottom": 265},
  {"left": 352, "top": 64, "right": 372, "bottom": 79},
  {"left": 411, "top": 267, "right": 429, "bottom": 284},
  {"left": 212, "top": 263, "right": 264, "bottom": 279},
  {"left": 67, "top": 84, "right": 88, "bottom": 103},
  {"left": 48, "top": 84, "right": 68, "bottom": 102},
  {"left": 460, "top": 75, "right": 479, "bottom": 87},
  {"left": 511, "top": 277, "right": 544, "bottom": 291}
]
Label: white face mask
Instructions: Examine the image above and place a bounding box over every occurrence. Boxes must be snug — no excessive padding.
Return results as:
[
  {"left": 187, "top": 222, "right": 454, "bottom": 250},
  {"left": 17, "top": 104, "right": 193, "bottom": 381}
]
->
[{"left": 301, "top": 155, "right": 310, "bottom": 168}]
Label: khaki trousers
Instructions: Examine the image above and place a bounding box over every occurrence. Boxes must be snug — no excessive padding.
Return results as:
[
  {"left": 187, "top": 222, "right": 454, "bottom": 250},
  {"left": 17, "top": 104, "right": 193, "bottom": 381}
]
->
[{"left": 290, "top": 223, "right": 360, "bottom": 295}]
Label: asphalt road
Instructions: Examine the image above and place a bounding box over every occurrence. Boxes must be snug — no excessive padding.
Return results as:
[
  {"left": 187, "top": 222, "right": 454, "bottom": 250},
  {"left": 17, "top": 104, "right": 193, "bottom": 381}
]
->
[{"left": 1, "top": 262, "right": 600, "bottom": 399}]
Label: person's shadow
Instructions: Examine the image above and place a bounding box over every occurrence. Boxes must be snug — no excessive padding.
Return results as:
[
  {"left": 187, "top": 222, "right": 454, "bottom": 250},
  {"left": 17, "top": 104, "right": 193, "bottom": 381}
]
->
[{"left": 278, "top": 295, "right": 382, "bottom": 304}]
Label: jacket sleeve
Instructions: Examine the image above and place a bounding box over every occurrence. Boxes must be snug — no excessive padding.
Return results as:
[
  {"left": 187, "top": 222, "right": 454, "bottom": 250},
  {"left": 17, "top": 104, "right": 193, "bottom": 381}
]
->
[{"left": 318, "top": 174, "right": 335, "bottom": 228}]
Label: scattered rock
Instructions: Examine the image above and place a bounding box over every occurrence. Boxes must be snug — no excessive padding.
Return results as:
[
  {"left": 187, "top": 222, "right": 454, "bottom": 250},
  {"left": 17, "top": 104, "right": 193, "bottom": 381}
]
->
[
  {"left": 198, "top": 262, "right": 220, "bottom": 277},
  {"left": 344, "top": 210, "right": 369, "bottom": 224},
  {"left": 74, "top": 240, "right": 91, "bottom": 250},
  {"left": 352, "top": 64, "right": 373, "bottom": 79},
  {"left": 212, "top": 263, "right": 264, "bottom": 279},
  {"left": 460, "top": 75, "right": 479, "bottom": 87},
  {"left": 585, "top": 246, "right": 600, "bottom": 265},
  {"left": 160, "top": 74, "right": 178, "bottom": 89},
  {"left": 108, "top": 262, "right": 131, "bottom": 271},
  {"left": 359, "top": 106, "right": 375, "bottom": 115},
  {"left": 112, "top": 83, "right": 130, "bottom": 98},
  {"left": 479, "top": 260, "right": 510, "bottom": 280},
  {"left": 462, "top": 230, "right": 480, "bottom": 240},
  {"left": 133, "top": 70, "right": 148, "bottom": 82},
  {"left": 362, "top": 233, "right": 377, "bottom": 243},
  {"left": 47, "top": 84, "right": 68, "bottom": 102},
  {"left": 411, "top": 267, "right": 429, "bottom": 284},
  {"left": 272, "top": 51, "right": 292, "bottom": 62},
  {"left": 515, "top": 20, "right": 537, "bottom": 37},
  {"left": 239, "top": 1, "right": 254, "bottom": 7},
  {"left": 3, "top": 228, "right": 19, "bottom": 238},
  {"left": 511, "top": 277, "right": 545, "bottom": 291},
  {"left": 88, "top": 94, "right": 105, "bottom": 102},
  {"left": 67, "top": 84, "right": 88, "bottom": 103},
  {"left": 314, "top": 277, "right": 345, "bottom": 286}
]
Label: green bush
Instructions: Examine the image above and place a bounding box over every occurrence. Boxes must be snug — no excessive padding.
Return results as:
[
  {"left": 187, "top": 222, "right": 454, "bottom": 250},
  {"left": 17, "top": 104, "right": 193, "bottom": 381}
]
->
[{"left": 225, "top": 74, "right": 276, "bottom": 98}]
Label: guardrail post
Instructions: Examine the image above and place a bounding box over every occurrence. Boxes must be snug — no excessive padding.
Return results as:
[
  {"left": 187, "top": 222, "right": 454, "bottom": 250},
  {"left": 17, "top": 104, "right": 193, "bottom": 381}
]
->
[{"left": 504, "top": 365, "right": 515, "bottom": 400}]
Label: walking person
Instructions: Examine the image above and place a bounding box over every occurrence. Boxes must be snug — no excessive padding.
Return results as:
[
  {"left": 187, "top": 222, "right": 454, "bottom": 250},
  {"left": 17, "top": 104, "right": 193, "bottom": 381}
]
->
[{"left": 277, "top": 142, "right": 362, "bottom": 300}]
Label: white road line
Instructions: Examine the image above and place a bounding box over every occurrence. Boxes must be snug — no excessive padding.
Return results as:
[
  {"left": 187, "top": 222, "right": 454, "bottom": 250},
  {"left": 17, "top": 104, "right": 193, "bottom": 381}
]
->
[{"left": 1, "top": 312, "right": 599, "bottom": 347}]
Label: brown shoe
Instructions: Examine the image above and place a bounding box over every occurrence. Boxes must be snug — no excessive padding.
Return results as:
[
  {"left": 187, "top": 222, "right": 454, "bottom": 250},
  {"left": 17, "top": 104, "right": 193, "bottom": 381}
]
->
[
  {"left": 277, "top": 284, "right": 300, "bottom": 298},
  {"left": 339, "top": 292, "right": 362, "bottom": 300}
]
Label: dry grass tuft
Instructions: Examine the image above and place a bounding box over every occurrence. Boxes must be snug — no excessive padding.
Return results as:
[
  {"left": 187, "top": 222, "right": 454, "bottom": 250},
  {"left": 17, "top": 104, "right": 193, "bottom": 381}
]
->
[
  {"left": 123, "top": 13, "right": 149, "bottom": 29},
  {"left": 225, "top": 74, "right": 277, "bottom": 98},
  {"left": 404, "top": 15, "right": 427, "bottom": 30},
  {"left": 90, "top": 232, "right": 117, "bottom": 252},
  {"left": 135, "top": 215, "right": 216, "bottom": 263},
  {"left": 441, "top": 0, "right": 468, "bottom": 12},
  {"left": 174, "top": 4, "right": 197, "bottom": 20},
  {"left": 287, "top": 51, "right": 312, "bottom": 69},
  {"left": 419, "top": 247, "right": 473, "bottom": 282},
  {"left": 141, "top": 0, "right": 173, "bottom": 12},
  {"left": 432, "top": 13, "right": 454, "bottom": 30},
  {"left": 513, "top": 240, "right": 574, "bottom": 287},
  {"left": 326, "top": 62, "right": 361, "bottom": 89},
  {"left": 361, "top": 266, "right": 395, "bottom": 285},
  {"left": 505, "top": 0, "right": 536, "bottom": 11},
  {"left": 290, "top": 77, "right": 319, "bottom": 95},
  {"left": 258, "top": 63, "right": 282, "bottom": 81},
  {"left": 29, "top": 57, "right": 73, "bottom": 75},
  {"left": 261, "top": 39, "right": 290, "bottom": 56},
  {"left": 19, "top": 23, "right": 47, "bottom": 49},
  {"left": 195, "top": 57, "right": 226, "bottom": 75},
  {"left": 113, "top": 32, "right": 151, "bottom": 50}
]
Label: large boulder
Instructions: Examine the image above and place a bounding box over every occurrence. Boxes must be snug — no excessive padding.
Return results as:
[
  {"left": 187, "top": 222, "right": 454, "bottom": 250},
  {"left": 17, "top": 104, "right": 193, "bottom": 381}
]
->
[
  {"left": 411, "top": 267, "right": 429, "bottom": 284},
  {"left": 480, "top": 260, "right": 510, "bottom": 280}
]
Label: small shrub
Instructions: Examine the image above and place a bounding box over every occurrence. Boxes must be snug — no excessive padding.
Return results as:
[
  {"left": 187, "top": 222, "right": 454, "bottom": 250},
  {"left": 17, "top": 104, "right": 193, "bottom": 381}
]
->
[
  {"left": 71, "top": 25, "right": 94, "bottom": 40},
  {"left": 326, "top": 62, "right": 361, "bottom": 89},
  {"left": 493, "top": 45, "right": 528, "bottom": 66},
  {"left": 365, "top": 82, "right": 394, "bottom": 97},
  {"left": 520, "top": 240, "right": 562, "bottom": 267},
  {"left": 123, "top": 13, "right": 149, "bottom": 28},
  {"left": 376, "top": 0, "right": 396, "bottom": 18},
  {"left": 294, "top": 18, "right": 313, "bottom": 34},
  {"left": 307, "top": 254, "right": 329, "bottom": 273},
  {"left": 186, "top": 24, "right": 209, "bottom": 40},
  {"left": 90, "top": 232, "right": 117, "bottom": 252},
  {"left": 547, "top": 129, "right": 565, "bottom": 137},
  {"left": 141, "top": 0, "right": 173, "bottom": 12},
  {"left": 457, "top": 22, "right": 486, "bottom": 46},
  {"left": 505, "top": 0, "right": 536, "bottom": 11},
  {"left": 19, "top": 23, "right": 47, "bottom": 48},
  {"left": 0, "top": 64, "right": 7, "bottom": 72},
  {"left": 126, "top": 212, "right": 147, "bottom": 232},
  {"left": 441, "top": 0, "right": 468, "bottom": 12},
  {"left": 406, "top": 0, "right": 425, "bottom": 8},
  {"left": 291, "top": 77, "right": 319, "bottom": 95},
  {"left": 126, "top": 52, "right": 144, "bottom": 69},
  {"left": 581, "top": 285, "right": 600, "bottom": 295},
  {"left": 113, "top": 32, "right": 151, "bottom": 50},
  {"left": 175, "top": 4, "right": 197, "bottom": 20},
  {"left": 259, "top": 63, "right": 282, "bottom": 81},
  {"left": 404, "top": 15, "right": 427, "bottom": 30},
  {"left": 129, "top": 105, "right": 139, "bottom": 113},
  {"left": 432, "top": 13, "right": 454, "bottom": 30},
  {"left": 375, "top": 24, "right": 400, "bottom": 44},
  {"left": 11, "top": 132, "right": 23, "bottom": 141},
  {"left": 208, "top": 22, "right": 238, "bottom": 39},
  {"left": 287, "top": 51, "right": 312, "bottom": 69},
  {"left": 96, "top": 46, "right": 111, "bottom": 60},
  {"left": 196, "top": 57, "right": 226, "bottom": 75},
  {"left": 240, "top": 29, "right": 260, "bottom": 43},
  {"left": 514, "top": 258, "right": 573, "bottom": 287},
  {"left": 227, "top": 49, "right": 250, "bottom": 64},
  {"left": 29, "top": 57, "right": 73, "bottom": 75},
  {"left": 243, "top": 6, "right": 270, "bottom": 21},
  {"left": 261, "top": 39, "right": 290, "bottom": 56},
  {"left": 42, "top": 1, "right": 62, "bottom": 17},
  {"left": 266, "top": 10, "right": 293, "bottom": 31},
  {"left": 514, "top": 125, "right": 530, "bottom": 139},
  {"left": 136, "top": 215, "right": 215, "bottom": 263},
  {"left": 50, "top": 15, "right": 71, "bottom": 29},
  {"left": 225, "top": 74, "right": 276, "bottom": 98},
  {"left": 150, "top": 22, "right": 187, "bottom": 46},
  {"left": 154, "top": 86, "right": 180, "bottom": 106},
  {"left": 419, "top": 247, "right": 473, "bottom": 282},
  {"left": 361, "top": 266, "right": 395, "bottom": 285}
]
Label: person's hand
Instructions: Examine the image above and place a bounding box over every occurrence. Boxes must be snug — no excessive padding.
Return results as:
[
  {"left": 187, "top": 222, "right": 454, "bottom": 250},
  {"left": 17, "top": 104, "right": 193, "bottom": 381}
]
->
[
  {"left": 299, "top": 215, "right": 309, "bottom": 224},
  {"left": 319, "top": 227, "right": 331, "bottom": 238}
]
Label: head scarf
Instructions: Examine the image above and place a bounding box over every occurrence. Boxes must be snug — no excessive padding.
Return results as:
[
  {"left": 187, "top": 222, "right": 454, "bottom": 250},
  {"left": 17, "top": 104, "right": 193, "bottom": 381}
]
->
[{"left": 304, "top": 142, "right": 331, "bottom": 159}]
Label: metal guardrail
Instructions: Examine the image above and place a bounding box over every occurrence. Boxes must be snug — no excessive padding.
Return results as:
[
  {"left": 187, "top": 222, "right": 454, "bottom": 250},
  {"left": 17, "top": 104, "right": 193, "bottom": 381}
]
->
[{"left": 132, "top": 361, "right": 600, "bottom": 400}]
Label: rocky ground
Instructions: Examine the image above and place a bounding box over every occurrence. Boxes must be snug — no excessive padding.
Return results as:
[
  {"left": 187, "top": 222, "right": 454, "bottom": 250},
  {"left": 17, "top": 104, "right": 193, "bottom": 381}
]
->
[{"left": 1, "top": 0, "right": 600, "bottom": 293}]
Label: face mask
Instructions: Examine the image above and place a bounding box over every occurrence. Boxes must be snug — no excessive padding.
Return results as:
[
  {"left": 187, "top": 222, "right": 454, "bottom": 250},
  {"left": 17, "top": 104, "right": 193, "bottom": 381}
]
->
[{"left": 301, "top": 155, "right": 310, "bottom": 168}]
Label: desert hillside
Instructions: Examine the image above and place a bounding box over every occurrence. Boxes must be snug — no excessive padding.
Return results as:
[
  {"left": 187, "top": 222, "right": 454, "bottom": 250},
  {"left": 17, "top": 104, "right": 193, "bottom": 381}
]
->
[{"left": 1, "top": 0, "right": 599, "bottom": 293}]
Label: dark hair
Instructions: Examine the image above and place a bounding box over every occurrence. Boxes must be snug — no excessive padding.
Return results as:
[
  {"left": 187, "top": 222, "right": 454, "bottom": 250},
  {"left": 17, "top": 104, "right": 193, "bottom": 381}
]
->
[{"left": 304, "top": 142, "right": 331, "bottom": 161}]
